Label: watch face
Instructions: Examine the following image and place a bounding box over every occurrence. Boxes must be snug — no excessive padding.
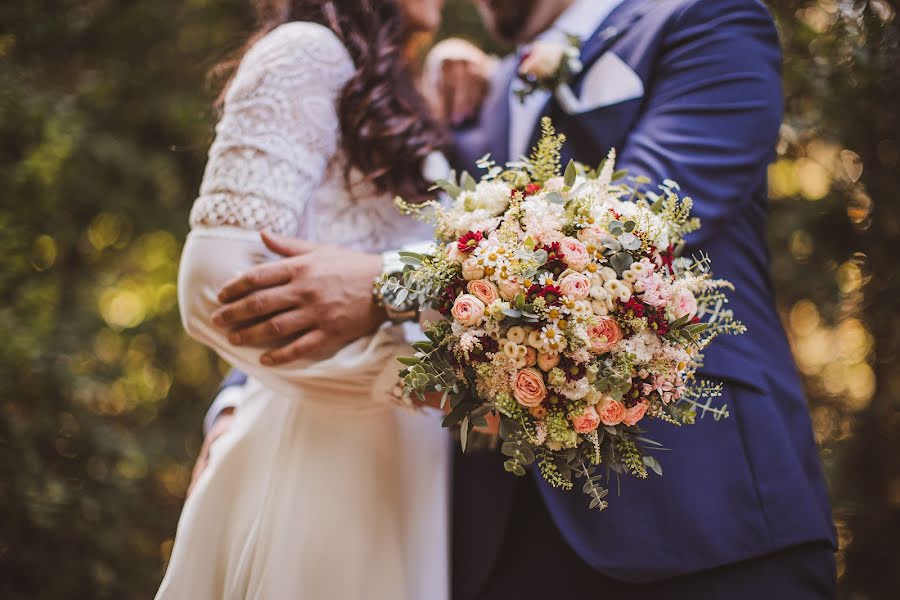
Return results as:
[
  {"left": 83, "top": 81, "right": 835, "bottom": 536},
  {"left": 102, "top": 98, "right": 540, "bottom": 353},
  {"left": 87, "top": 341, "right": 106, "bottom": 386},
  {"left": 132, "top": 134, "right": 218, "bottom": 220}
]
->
[{"left": 384, "top": 287, "right": 419, "bottom": 313}]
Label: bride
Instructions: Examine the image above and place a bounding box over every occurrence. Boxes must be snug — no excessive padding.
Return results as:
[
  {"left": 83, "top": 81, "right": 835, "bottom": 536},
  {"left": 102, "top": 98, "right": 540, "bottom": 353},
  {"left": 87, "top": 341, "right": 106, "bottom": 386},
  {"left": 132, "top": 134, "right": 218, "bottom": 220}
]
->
[{"left": 157, "top": 1, "right": 453, "bottom": 598}]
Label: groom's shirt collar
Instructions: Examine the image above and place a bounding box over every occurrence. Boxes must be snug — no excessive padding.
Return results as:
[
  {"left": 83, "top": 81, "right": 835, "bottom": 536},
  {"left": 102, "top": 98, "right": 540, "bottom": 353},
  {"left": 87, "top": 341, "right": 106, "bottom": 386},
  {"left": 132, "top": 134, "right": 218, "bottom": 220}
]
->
[{"left": 509, "top": 0, "right": 626, "bottom": 160}]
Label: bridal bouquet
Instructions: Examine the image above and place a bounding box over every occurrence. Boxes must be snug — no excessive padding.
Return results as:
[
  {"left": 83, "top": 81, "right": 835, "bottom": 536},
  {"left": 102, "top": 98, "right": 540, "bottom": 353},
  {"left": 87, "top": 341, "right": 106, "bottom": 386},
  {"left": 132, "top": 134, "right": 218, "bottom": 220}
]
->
[{"left": 383, "top": 119, "right": 744, "bottom": 509}]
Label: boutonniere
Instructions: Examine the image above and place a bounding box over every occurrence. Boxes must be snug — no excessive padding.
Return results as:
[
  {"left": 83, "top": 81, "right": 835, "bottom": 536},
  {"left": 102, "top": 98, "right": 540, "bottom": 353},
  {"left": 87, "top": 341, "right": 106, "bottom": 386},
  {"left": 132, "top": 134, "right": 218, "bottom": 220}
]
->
[{"left": 514, "top": 34, "right": 583, "bottom": 103}]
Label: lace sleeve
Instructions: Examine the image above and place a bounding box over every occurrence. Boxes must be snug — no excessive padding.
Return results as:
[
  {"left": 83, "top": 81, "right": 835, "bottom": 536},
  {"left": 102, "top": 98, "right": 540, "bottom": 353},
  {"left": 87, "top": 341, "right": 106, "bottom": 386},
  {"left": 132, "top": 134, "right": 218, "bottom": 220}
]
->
[{"left": 189, "top": 22, "right": 354, "bottom": 236}]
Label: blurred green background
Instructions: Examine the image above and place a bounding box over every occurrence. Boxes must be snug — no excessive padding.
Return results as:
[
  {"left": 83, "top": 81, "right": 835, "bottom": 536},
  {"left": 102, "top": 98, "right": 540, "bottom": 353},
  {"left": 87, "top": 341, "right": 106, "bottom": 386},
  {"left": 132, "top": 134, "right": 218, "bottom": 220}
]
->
[{"left": 1, "top": 0, "right": 898, "bottom": 598}]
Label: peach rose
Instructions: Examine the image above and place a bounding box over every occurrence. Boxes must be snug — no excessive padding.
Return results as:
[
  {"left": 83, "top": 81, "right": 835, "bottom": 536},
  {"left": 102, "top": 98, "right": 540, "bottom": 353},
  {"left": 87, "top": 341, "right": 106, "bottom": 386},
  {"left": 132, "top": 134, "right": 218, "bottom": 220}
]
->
[
  {"left": 461, "top": 258, "right": 484, "bottom": 281},
  {"left": 559, "top": 272, "right": 591, "bottom": 301},
  {"left": 598, "top": 395, "right": 626, "bottom": 426},
  {"left": 537, "top": 352, "right": 561, "bottom": 372},
  {"left": 513, "top": 367, "right": 547, "bottom": 408},
  {"left": 623, "top": 401, "right": 649, "bottom": 427},
  {"left": 450, "top": 294, "right": 486, "bottom": 327},
  {"left": 559, "top": 237, "right": 591, "bottom": 271},
  {"left": 570, "top": 405, "right": 601, "bottom": 434},
  {"left": 671, "top": 288, "right": 698, "bottom": 320},
  {"left": 587, "top": 317, "right": 623, "bottom": 354},
  {"left": 498, "top": 278, "right": 523, "bottom": 301},
  {"left": 524, "top": 347, "right": 538, "bottom": 367},
  {"left": 467, "top": 279, "right": 500, "bottom": 306}
]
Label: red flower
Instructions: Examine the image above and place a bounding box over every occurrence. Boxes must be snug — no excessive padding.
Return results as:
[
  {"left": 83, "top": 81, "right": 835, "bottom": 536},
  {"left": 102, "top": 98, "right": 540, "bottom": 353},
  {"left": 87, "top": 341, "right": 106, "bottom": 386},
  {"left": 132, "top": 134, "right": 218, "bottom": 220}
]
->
[
  {"left": 525, "top": 183, "right": 543, "bottom": 197},
  {"left": 620, "top": 297, "right": 646, "bottom": 318},
  {"left": 657, "top": 244, "right": 675, "bottom": 272},
  {"left": 510, "top": 182, "right": 543, "bottom": 199},
  {"left": 457, "top": 231, "right": 483, "bottom": 253},
  {"left": 528, "top": 284, "right": 563, "bottom": 306}
]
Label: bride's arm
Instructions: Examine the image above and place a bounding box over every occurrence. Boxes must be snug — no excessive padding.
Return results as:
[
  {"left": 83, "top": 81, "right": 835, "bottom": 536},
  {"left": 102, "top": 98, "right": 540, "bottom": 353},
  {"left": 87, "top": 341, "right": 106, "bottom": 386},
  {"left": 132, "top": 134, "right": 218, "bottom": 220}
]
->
[{"left": 179, "top": 23, "right": 408, "bottom": 407}]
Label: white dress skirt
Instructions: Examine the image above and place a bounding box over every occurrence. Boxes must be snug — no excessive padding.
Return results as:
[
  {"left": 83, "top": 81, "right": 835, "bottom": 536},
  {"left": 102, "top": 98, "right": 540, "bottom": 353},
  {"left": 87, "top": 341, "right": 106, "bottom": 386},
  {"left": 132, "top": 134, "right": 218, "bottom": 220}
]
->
[{"left": 156, "top": 22, "right": 450, "bottom": 600}]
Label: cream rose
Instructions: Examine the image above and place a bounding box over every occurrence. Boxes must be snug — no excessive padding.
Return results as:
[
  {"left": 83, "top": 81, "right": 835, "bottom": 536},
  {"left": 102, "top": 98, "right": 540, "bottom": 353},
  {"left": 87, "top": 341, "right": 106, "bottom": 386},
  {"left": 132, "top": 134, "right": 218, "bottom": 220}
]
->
[
  {"left": 598, "top": 395, "right": 626, "bottom": 426},
  {"left": 559, "top": 272, "right": 591, "bottom": 301},
  {"left": 576, "top": 225, "right": 605, "bottom": 247},
  {"left": 450, "top": 294, "right": 486, "bottom": 327},
  {"left": 461, "top": 257, "right": 485, "bottom": 281},
  {"left": 559, "top": 237, "right": 591, "bottom": 272},
  {"left": 587, "top": 317, "right": 623, "bottom": 354},
  {"left": 513, "top": 367, "right": 548, "bottom": 408},
  {"left": 467, "top": 279, "right": 500, "bottom": 306},
  {"left": 623, "top": 401, "right": 649, "bottom": 427},
  {"left": 536, "top": 352, "right": 560, "bottom": 372},
  {"left": 570, "top": 405, "right": 601, "bottom": 434},
  {"left": 519, "top": 40, "right": 567, "bottom": 80}
]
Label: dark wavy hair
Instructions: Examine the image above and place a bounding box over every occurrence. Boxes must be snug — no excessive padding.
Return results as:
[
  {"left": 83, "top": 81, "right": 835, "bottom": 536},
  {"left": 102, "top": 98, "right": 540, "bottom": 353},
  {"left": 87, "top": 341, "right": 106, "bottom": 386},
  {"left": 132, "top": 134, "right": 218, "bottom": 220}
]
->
[{"left": 215, "top": 0, "right": 447, "bottom": 200}]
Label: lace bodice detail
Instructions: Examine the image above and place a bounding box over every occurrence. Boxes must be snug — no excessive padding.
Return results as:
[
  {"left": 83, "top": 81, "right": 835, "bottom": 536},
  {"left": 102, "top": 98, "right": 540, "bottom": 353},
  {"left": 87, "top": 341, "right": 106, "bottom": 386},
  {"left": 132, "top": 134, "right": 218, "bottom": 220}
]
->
[{"left": 189, "top": 22, "right": 436, "bottom": 252}]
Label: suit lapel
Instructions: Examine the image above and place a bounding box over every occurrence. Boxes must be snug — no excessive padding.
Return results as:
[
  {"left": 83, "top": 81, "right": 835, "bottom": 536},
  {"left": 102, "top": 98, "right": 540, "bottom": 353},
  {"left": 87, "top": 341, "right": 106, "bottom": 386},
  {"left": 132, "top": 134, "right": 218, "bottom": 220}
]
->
[{"left": 523, "top": 0, "right": 658, "bottom": 152}]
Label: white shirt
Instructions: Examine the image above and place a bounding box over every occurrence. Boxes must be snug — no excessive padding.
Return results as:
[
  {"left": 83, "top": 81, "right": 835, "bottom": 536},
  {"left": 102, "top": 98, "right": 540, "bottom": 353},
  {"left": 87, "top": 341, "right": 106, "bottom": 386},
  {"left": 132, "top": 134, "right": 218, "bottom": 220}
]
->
[{"left": 509, "top": 0, "right": 626, "bottom": 160}]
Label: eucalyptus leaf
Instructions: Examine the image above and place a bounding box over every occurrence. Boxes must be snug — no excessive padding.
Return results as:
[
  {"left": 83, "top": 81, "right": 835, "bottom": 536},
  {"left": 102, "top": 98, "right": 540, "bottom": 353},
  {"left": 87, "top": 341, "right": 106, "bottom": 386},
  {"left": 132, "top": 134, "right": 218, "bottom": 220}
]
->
[
  {"left": 461, "top": 171, "right": 477, "bottom": 192},
  {"left": 564, "top": 159, "right": 577, "bottom": 187},
  {"left": 460, "top": 416, "right": 470, "bottom": 453},
  {"left": 609, "top": 251, "right": 634, "bottom": 275}
]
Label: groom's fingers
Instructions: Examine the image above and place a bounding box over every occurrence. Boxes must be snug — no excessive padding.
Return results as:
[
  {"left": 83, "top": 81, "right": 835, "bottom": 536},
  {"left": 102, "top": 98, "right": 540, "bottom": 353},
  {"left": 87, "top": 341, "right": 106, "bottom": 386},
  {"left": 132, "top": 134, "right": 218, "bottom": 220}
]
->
[
  {"left": 218, "top": 263, "right": 292, "bottom": 303},
  {"left": 212, "top": 287, "right": 298, "bottom": 329},
  {"left": 228, "top": 309, "right": 317, "bottom": 347},
  {"left": 261, "top": 329, "right": 328, "bottom": 366},
  {"left": 260, "top": 231, "right": 317, "bottom": 257}
]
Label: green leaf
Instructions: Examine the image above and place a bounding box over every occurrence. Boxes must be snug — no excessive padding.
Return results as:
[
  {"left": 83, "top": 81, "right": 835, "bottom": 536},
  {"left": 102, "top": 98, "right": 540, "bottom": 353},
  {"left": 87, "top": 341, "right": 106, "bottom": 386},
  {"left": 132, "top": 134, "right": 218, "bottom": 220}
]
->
[
  {"left": 396, "top": 356, "right": 420, "bottom": 366},
  {"left": 461, "top": 170, "right": 477, "bottom": 192},
  {"left": 545, "top": 191, "right": 566, "bottom": 205},
  {"left": 515, "top": 293, "right": 526, "bottom": 310},
  {"left": 460, "top": 416, "right": 470, "bottom": 453},
  {"left": 435, "top": 179, "right": 461, "bottom": 198},
  {"left": 564, "top": 159, "right": 577, "bottom": 187},
  {"left": 611, "top": 169, "right": 628, "bottom": 181},
  {"left": 609, "top": 251, "right": 634, "bottom": 275}
]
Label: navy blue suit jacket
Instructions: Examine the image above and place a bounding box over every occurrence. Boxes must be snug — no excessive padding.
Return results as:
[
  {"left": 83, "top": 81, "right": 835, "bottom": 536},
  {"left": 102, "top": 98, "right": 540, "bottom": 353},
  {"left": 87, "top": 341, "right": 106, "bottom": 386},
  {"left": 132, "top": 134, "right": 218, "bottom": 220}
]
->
[{"left": 451, "top": 0, "right": 835, "bottom": 592}]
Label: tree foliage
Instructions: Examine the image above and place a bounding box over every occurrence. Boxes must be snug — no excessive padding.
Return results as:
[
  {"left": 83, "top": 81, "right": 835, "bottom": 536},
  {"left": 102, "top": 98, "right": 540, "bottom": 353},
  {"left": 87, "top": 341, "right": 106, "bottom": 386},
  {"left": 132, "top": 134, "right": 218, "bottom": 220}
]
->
[{"left": 0, "top": 1, "right": 896, "bottom": 598}]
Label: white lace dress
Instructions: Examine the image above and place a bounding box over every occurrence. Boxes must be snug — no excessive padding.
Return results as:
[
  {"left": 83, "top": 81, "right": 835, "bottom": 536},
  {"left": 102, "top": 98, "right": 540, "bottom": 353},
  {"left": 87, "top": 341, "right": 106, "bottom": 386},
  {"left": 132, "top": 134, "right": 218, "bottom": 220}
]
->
[{"left": 157, "top": 22, "right": 449, "bottom": 600}]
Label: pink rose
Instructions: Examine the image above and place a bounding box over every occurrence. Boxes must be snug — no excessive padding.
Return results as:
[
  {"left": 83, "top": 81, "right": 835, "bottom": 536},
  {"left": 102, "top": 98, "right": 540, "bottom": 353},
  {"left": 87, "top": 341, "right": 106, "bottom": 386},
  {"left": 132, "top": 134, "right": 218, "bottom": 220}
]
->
[
  {"left": 576, "top": 225, "right": 605, "bottom": 247},
  {"left": 559, "top": 237, "right": 591, "bottom": 271},
  {"left": 513, "top": 367, "right": 547, "bottom": 408},
  {"left": 598, "top": 395, "right": 626, "bottom": 426},
  {"left": 570, "top": 405, "right": 601, "bottom": 434},
  {"left": 671, "top": 288, "right": 698, "bottom": 320},
  {"left": 524, "top": 347, "right": 538, "bottom": 367},
  {"left": 537, "top": 352, "right": 560, "bottom": 371},
  {"left": 497, "top": 278, "right": 523, "bottom": 301},
  {"left": 450, "top": 294, "right": 486, "bottom": 327},
  {"left": 623, "top": 401, "right": 649, "bottom": 427},
  {"left": 640, "top": 275, "right": 669, "bottom": 308},
  {"left": 461, "top": 258, "right": 484, "bottom": 281},
  {"left": 587, "top": 317, "right": 623, "bottom": 354},
  {"left": 559, "top": 272, "right": 591, "bottom": 301},
  {"left": 467, "top": 279, "right": 500, "bottom": 306}
]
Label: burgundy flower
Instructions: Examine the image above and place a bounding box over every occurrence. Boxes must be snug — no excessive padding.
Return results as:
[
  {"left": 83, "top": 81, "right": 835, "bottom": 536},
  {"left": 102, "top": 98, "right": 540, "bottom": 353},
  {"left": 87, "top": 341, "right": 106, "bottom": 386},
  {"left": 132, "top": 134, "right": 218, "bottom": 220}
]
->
[
  {"left": 457, "top": 231, "right": 483, "bottom": 254},
  {"left": 527, "top": 284, "right": 563, "bottom": 306}
]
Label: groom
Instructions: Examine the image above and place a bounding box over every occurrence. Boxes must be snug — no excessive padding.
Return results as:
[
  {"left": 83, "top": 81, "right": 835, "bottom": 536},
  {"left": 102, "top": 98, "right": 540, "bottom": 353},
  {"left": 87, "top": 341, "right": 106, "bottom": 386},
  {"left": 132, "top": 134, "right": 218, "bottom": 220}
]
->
[{"left": 199, "top": 0, "right": 837, "bottom": 597}]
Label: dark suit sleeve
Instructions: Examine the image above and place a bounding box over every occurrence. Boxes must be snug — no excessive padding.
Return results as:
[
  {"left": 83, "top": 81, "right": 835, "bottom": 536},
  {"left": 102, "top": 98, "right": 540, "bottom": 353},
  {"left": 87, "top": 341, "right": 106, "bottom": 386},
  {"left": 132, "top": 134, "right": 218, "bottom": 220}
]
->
[{"left": 617, "top": 0, "right": 782, "bottom": 243}]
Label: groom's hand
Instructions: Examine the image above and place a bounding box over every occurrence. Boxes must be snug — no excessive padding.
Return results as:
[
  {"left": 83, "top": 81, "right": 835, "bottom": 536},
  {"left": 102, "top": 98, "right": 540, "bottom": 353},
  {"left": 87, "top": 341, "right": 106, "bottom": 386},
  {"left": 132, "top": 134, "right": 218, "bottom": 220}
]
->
[{"left": 211, "top": 231, "right": 386, "bottom": 365}]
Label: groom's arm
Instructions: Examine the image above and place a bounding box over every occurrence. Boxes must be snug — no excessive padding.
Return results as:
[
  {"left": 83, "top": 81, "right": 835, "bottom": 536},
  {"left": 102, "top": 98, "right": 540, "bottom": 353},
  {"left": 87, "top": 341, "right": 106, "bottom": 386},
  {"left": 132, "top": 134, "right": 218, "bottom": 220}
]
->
[{"left": 616, "top": 0, "right": 783, "bottom": 244}]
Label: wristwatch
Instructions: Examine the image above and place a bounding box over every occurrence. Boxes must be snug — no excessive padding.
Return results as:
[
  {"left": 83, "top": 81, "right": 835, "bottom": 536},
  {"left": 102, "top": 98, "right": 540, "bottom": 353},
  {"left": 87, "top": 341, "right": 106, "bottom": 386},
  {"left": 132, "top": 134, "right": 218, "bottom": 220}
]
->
[{"left": 374, "top": 249, "right": 420, "bottom": 324}]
